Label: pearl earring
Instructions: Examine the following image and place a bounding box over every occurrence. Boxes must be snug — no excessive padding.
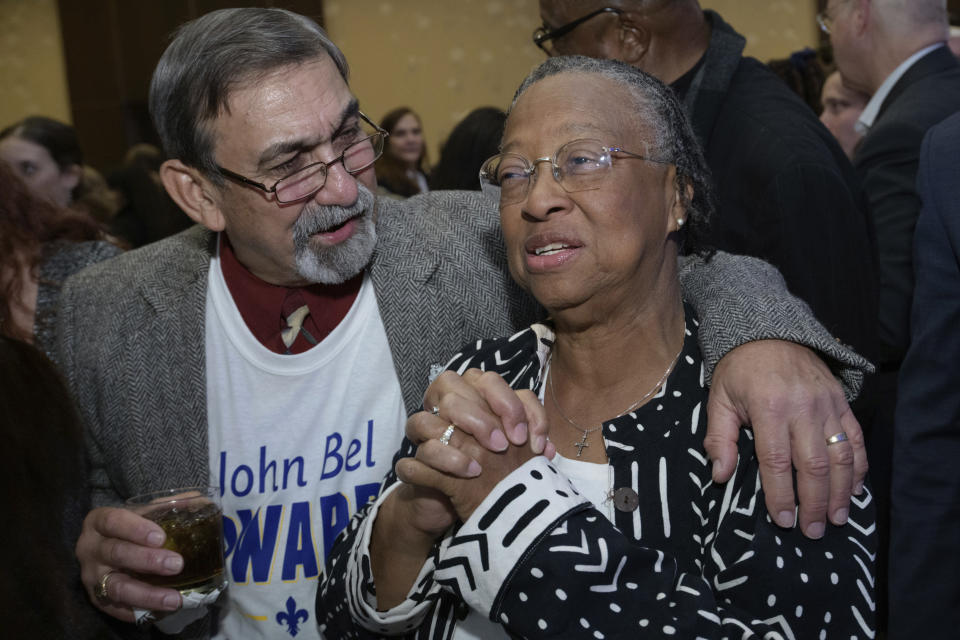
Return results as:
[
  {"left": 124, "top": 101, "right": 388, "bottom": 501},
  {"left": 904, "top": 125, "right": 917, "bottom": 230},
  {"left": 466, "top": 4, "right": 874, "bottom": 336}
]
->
[{"left": 676, "top": 218, "right": 685, "bottom": 228}]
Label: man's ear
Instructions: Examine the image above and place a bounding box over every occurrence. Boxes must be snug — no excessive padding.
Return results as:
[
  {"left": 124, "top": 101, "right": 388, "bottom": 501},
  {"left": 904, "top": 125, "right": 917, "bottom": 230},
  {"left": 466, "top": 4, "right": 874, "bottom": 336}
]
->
[
  {"left": 160, "top": 159, "right": 226, "bottom": 231},
  {"left": 851, "top": 0, "right": 871, "bottom": 36},
  {"left": 616, "top": 12, "right": 650, "bottom": 65}
]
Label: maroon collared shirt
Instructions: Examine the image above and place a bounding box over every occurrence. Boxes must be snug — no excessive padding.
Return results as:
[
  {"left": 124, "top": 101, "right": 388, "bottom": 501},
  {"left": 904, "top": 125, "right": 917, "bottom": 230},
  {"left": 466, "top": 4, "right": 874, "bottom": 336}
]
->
[{"left": 218, "top": 233, "right": 362, "bottom": 354}]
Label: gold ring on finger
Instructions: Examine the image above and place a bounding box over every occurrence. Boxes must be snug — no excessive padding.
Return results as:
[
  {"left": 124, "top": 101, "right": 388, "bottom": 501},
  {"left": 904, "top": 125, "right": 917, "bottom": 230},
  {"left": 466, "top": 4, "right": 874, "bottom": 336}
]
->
[
  {"left": 826, "top": 431, "right": 849, "bottom": 446},
  {"left": 94, "top": 569, "right": 118, "bottom": 604}
]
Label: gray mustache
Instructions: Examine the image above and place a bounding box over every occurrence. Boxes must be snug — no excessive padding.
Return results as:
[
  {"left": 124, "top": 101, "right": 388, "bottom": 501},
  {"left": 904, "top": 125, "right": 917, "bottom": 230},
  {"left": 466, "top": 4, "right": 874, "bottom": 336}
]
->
[{"left": 293, "top": 184, "right": 375, "bottom": 243}]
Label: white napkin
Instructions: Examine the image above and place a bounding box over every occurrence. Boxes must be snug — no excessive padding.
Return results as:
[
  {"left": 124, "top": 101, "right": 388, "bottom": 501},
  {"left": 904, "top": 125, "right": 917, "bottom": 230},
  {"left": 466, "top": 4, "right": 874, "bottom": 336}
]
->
[{"left": 134, "top": 583, "right": 226, "bottom": 634}]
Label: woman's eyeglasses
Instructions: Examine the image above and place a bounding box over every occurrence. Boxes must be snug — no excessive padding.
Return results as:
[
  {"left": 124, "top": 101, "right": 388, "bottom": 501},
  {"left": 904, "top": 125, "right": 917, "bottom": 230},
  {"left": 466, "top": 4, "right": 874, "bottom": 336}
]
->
[{"left": 479, "top": 138, "right": 669, "bottom": 206}]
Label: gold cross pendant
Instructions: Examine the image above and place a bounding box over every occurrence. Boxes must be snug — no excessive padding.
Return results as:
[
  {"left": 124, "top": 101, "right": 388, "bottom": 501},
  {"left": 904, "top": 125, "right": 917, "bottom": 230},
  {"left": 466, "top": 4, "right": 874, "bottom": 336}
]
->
[{"left": 574, "top": 432, "right": 589, "bottom": 457}]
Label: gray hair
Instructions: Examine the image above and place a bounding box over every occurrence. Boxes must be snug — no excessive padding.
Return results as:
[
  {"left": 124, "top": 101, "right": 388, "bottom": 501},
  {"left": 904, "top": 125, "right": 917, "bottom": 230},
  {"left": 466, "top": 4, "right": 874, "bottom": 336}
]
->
[
  {"left": 149, "top": 8, "right": 349, "bottom": 183},
  {"left": 509, "top": 55, "right": 714, "bottom": 256}
]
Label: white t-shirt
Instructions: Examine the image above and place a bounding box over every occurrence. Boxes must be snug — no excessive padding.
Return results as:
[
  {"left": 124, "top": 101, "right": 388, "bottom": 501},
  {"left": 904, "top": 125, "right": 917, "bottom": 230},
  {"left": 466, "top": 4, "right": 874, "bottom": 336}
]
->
[{"left": 206, "top": 250, "right": 405, "bottom": 639}]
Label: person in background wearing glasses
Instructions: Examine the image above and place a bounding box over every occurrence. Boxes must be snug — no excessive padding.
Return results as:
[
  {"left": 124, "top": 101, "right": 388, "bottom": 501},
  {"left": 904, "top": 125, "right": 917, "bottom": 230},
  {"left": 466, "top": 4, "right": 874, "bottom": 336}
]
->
[
  {"left": 533, "top": 1, "right": 879, "bottom": 374},
  {"left": 318, "top": 56, "right": 876, "bottom": 639},
  {"left": 818, "top": 0, "right": 960, "bottom": 634},
  {"left": 57, "top": 8, "right": 872, "bottom": 638}
]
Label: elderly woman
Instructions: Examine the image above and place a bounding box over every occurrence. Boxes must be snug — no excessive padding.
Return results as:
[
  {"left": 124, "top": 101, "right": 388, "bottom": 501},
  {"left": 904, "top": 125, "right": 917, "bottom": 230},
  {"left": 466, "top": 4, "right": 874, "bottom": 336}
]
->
[{"left": 318, "top": 57, "right": 876, "bottom": 638}]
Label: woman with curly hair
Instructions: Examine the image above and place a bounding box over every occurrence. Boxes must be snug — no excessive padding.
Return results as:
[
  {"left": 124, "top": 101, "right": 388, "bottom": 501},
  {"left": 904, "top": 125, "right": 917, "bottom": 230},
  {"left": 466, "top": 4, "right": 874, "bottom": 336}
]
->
[{"left": 0, "top": 162, "right": 121, "bottom": 359}]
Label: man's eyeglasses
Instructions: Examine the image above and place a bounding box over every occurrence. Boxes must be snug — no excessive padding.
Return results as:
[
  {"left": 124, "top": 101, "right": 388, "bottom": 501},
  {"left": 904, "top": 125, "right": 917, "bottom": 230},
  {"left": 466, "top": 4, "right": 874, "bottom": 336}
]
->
[
  {"left": 215, "top": 112, "right": 387, "bottom": 204},
  {"left": 479, "top": 138, "right": 669, "bottom": 206},
  {"left": 532, "top": 7, "right": 623, "bottom": 55}
]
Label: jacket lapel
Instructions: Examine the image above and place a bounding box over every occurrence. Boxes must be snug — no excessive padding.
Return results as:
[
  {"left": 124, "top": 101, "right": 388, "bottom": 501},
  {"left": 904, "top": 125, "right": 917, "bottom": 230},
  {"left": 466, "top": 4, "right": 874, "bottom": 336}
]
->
[
  {"left": 684, "top": 10, "right": 746, "bottom": 146},
  {"left": 878, "top": 46, "right": 960, "bottom": 123},
  {"left": 127, "top": 226, "right": 214, "bottom": 494},
  {"left": 369, "top": 195, "right": 444, "bottom": 414}
]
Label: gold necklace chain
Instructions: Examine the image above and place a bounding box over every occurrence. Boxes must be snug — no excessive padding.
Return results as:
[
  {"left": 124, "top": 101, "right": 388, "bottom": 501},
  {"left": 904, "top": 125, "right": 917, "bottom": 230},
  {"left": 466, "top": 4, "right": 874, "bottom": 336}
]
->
[{"left": 547, "top": 335, "right": 685, "bottom": 458}]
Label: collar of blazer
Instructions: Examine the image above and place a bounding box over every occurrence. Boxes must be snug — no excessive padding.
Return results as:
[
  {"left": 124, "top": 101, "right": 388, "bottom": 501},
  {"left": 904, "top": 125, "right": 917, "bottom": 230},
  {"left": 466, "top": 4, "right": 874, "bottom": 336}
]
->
[
  {"left": 136, "top": 225, "right": 216, "bottom": 315},
  {"left": 368, "top": 192, "right": 458, "bottom": 287},
  {"left": 878, "top": 44, "right": 958, "bottom": 123}
]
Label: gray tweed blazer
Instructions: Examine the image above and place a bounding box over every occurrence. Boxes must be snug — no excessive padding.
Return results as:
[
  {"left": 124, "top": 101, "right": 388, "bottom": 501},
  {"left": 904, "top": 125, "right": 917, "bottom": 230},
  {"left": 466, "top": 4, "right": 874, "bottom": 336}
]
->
[{"left": 56, "top": 190, "right": 868, "bottom": 510}]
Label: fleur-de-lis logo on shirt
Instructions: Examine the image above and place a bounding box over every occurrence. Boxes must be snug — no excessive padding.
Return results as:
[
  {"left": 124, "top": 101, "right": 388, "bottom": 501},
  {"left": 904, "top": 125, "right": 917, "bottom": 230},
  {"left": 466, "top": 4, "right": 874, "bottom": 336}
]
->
[{"left": 276, "top": 596, "right": 309, "bottom": 637}]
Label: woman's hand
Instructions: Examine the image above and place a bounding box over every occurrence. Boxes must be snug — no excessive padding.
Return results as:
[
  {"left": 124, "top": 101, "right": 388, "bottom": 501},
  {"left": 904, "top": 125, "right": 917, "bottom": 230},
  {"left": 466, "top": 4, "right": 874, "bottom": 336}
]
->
[
  {"left": 415, "top": 369, "right": 554, "bottom": 478},
  {"left": 370, "top": 482, "right": 454, "bottom": 610},
  {"left": 704, "top": 340, "right": 865, "bottom": 538},
  {"left": 398, "top": 418, "right": 538, "bottom": 522},
  {"left": 372, "top": 371, "right": 549, "bottom": 610}
]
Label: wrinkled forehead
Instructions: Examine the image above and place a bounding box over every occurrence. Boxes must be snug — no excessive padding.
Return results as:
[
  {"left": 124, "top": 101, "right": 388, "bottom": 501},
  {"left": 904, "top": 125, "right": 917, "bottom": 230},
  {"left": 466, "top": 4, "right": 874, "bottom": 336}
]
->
[
  {"left": 218, "top": 56, "right": 347, "bottom": 118},
  {"left": 210, "top": 57, "right": 355, "bottom": 160}
]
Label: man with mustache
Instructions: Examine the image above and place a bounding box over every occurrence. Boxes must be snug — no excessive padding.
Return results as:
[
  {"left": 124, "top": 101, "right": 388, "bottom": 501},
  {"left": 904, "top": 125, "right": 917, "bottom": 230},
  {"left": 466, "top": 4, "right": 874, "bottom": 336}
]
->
[{"left": 57, "top": 8, "right": 869, "bottom": 638}]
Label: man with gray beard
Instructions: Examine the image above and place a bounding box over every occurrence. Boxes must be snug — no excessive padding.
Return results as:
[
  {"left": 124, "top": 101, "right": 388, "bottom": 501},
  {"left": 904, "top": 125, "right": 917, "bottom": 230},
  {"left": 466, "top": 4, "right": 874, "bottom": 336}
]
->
[{"left": 57, "top": 8, "right": 870, "bottom": 639}]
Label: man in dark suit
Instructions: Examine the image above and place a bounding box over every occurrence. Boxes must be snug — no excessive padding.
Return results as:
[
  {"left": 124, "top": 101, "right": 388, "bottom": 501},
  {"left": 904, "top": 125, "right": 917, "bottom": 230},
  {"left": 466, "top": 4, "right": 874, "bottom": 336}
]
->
[
  {"left": 889, "top": 111, "right": 960, "bottom": 638},
  {"left": 823, "top": 0, "right": 960, "bottom": 627},
  {"left": 533, "top": 0, "right": 879, "bottom": 366}
]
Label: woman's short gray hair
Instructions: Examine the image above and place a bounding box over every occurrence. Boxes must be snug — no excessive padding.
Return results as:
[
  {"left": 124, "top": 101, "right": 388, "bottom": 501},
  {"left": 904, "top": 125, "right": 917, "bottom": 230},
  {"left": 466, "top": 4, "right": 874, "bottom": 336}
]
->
[
  {"left": 510, "top": 55, "right": 714, "bottom": 256},
  {"left": 149, "top": 8, "right": 349, "bottom": 183}
]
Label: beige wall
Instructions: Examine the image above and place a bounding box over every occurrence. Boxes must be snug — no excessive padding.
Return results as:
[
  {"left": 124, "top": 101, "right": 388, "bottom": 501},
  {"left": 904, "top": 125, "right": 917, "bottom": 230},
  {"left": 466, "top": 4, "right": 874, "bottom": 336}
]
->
[
  {"left": 706, "top": 0, "right": 820, "bottom": 61},
  {"left": 324, "top": 0, "right": 544, "bottom": 165},
  {"left": 327, "top": 0, "right": 821, "bottom": 163},
  {"left": 0, "top": 0, "right": 71, "bottom": 129},
  {"left": 1, "top": 0, "right": 819, "bottom": 158}
]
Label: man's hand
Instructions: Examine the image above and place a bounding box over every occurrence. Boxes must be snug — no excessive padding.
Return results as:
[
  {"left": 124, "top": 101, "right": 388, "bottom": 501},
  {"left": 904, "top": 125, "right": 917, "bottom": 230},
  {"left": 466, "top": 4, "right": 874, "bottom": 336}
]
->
[
  {"left": 76, "top": 507, "right": 185, "bottom": 621},
  {"left": 704, "top": 340, "right": 867, "bottom": 539}
]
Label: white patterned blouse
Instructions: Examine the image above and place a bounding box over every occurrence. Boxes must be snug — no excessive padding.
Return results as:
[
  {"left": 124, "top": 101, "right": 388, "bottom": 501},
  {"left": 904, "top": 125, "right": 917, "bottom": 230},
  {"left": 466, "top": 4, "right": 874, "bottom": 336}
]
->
[{"left": 318, "top": 307, "right": 877, "bottom": 639}]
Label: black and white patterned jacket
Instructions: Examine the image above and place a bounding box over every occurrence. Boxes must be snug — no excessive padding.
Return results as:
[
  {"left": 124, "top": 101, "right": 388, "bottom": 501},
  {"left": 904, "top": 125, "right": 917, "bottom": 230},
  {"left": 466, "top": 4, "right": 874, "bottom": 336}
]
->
[{"left": 318, "top": 310, "right": 877, "bottom": 639}]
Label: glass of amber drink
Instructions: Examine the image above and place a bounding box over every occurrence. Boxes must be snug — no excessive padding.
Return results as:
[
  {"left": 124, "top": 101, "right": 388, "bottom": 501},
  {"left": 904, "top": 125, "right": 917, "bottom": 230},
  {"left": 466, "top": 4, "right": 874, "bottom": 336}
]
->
[{"left": 126, "top": 486, "right": 226, "bottom": 595}]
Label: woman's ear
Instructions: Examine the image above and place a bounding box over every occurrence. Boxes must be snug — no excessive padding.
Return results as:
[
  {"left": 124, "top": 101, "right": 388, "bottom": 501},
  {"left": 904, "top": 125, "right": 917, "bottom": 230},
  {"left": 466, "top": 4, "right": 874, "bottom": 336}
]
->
[
  {"left": 160, "top": 159, "right": 226, "bottom": 231},
  {"left": 668, "top": 175, "right": 694, "bottom": 233}
]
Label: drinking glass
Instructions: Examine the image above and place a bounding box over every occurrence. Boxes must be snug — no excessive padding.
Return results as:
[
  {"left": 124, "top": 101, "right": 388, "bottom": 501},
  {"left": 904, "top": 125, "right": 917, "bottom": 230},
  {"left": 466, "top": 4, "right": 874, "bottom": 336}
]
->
[{"left": 126, "top": 486, "right": 225, "bottom": 596}]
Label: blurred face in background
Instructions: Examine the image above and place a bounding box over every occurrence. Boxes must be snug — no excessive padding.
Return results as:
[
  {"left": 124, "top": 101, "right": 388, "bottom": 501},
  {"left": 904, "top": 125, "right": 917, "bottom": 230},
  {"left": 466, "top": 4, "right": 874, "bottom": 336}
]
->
[
  {"left": 386, "top": 113, "right": 425, "bottom": 169},
  {"left": 820, "top": 71, "right": 869, "bottom": 159},
  {"left": 0, "top": 135, "right": 80, "bottom": 207}
]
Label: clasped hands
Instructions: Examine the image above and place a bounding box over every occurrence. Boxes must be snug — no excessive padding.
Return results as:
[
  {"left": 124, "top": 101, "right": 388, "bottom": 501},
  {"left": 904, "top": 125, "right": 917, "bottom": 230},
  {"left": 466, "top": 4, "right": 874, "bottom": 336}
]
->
[{"left": 396, "top": 340, "right": 866, "bottom": 543}]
